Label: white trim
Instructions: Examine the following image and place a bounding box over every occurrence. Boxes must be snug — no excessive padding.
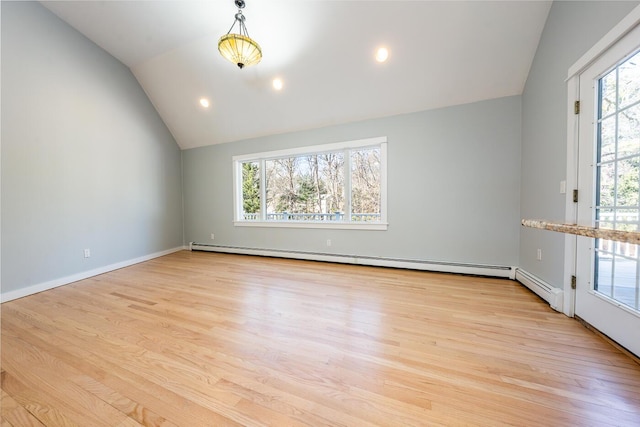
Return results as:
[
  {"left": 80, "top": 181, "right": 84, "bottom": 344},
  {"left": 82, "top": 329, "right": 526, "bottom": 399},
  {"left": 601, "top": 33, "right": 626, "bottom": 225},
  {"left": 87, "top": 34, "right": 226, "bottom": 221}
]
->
[
  {"left": 380, "top": 142, "right": 388, "bottom": 222},
  {"left": 0, "top": 246, "right": 187, "bottom": 303},
  {"left": 563, "top": 76, "right": 580, "bottom": 317},
  {"left": 344, "top": 147, "right": 352, "bottom": 220},
  {"left": 515, "top": 269, "right": 565, "bottom": 313},
  {"left": 567, "top": 4, "right": 640, "bottom": 79},
  {"left": 232, "top": 136, "right": 387, "bottom": 162},
  {"left": 233, "top": 221, "right": 388, "bottom": 230},
  {"left": 233, "top": 158, "right": 241, "bottom": 223},
  {"left": 191, "top": 243, "right": 515, "bottom": 279}
]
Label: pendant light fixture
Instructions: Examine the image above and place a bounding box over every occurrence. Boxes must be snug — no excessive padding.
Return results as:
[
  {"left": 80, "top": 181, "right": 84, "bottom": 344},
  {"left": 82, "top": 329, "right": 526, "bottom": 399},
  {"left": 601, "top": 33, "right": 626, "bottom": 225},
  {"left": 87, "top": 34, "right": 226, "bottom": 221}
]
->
[{"left": 218, "top": 0, "right": 262, "bottom": 69}]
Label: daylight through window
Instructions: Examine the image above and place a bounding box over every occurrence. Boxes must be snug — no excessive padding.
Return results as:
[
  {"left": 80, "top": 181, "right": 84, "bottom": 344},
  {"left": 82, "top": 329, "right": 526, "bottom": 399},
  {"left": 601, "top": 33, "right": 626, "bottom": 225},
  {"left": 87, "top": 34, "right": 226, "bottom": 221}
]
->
[
  {"left": 233, "top": 137, "right": 387, "bottom": 229},
  {"left": 594, "top": 49, "right": 640, "bottom": 311}
]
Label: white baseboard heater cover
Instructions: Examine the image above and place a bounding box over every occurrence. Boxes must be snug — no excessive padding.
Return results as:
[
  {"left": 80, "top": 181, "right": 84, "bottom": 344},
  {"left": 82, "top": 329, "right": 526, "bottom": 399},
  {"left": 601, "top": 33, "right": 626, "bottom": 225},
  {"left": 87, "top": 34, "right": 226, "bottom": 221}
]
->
[
  {"left": 515, "top": 268, "right": 564, "bottom": 312},
  {"left": 190, "top": 243, "right": 515, "bottom": 279}
]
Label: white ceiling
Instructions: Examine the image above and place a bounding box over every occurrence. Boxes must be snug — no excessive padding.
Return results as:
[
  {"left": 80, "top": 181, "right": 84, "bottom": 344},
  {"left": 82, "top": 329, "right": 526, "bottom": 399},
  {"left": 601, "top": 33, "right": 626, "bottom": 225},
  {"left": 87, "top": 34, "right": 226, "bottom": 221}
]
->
[{"left": 41, "top": 1, "right": 552, "bottom": 150}]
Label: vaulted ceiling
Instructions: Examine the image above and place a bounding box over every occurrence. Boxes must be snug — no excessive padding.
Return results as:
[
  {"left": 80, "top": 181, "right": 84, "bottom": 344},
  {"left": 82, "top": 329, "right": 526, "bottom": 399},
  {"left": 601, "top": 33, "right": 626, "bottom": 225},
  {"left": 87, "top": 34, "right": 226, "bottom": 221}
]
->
[{"left": 42, "top": 1, "right": 552, "bottom": 150}]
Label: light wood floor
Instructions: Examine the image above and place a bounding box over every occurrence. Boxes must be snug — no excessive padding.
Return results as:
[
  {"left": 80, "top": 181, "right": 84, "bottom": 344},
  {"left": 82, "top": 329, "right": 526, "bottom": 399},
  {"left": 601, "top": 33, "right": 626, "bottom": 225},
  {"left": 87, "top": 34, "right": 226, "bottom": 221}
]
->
[{"left": 2, "top": 251, "right": 640, "bottom": 426}]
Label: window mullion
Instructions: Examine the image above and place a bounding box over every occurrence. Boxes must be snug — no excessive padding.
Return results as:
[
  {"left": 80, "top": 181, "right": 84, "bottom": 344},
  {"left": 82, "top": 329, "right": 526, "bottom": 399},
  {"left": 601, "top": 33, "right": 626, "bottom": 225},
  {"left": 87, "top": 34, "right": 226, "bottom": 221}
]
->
[{"left": 344, "top": 149, "right": 351, "bottom": 222}]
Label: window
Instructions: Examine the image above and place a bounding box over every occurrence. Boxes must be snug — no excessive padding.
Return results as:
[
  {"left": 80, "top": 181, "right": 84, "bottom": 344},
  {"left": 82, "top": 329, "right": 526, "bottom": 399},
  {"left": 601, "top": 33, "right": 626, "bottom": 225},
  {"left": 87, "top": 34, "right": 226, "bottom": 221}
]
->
[
  {"left": 233, "top": 137, "right": 387, "bottom": 229},
  {"left": 595, "top": 48, "right": 640, "bottom": 311}
]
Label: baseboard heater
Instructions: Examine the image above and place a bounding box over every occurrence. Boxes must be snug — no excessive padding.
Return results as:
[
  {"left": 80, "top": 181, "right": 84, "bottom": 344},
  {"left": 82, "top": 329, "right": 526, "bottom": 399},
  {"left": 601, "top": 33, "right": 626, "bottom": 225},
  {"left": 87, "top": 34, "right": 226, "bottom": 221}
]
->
[
  {"left": 190, "top": 243, "right": 515, "bottom": 279},
  {"left": 515, "top": 268, "right": 563, "bottom": 312}
]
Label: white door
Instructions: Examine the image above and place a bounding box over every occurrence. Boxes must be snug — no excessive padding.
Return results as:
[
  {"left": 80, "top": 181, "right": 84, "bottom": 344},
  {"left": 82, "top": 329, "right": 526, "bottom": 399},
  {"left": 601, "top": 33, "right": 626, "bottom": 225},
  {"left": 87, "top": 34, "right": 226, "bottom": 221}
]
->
[{"left": 576, "top": 23, "right": 640, "bottom": 357}]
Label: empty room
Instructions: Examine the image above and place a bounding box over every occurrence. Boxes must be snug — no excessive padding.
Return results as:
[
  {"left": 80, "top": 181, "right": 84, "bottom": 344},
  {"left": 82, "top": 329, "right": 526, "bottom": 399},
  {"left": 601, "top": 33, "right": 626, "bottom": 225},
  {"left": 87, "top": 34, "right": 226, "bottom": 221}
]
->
[{"left": 2, "top": 1, "right": 640, "bottom": 425}]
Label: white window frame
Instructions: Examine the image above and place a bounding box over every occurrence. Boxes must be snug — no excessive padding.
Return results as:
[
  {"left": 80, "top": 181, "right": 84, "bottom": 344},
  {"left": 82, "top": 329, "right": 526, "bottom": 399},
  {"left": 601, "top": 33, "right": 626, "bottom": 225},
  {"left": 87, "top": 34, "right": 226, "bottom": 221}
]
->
[{"left": 232, "top": 136, "right": 388, "bottom": 230}]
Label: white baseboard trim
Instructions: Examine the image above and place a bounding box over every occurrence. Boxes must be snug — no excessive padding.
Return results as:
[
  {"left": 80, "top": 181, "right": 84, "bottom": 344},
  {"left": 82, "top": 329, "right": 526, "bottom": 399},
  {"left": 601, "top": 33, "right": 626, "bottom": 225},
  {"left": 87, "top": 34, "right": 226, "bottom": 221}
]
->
[
  {"left": 515, "top": 268, "right": 564, "bottom": 312},
  {"left": 1, "top": 246, "right": 187, "bottom": 303},
  {"left": 190, "top": 243, "right": 516, "bottom": 279}
]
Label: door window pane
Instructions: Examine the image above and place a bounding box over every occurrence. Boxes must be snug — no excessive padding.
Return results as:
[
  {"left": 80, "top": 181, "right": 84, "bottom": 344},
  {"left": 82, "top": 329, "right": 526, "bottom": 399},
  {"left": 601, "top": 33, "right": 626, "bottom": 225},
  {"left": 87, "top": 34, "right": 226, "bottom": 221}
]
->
[
  {"left": 599, "top": 116, "right": 616, "bottom": 162},
  {"left": 597, "top": 162, "right": 615, "bottom": 208},
  {"left": 613, "top": 254, "right": 638, "bottom": 310},
  {"left": 600, "top": 71, "right": 617, "bottom": 117},
  {"left": 618, "top": 103, "right": 640, "bottom": 158},
  {"left": 615, "top": 157, "right": 639, "bottom": 207},
  {"left": 618, "top": 50, "right": 640, "bottom": 109},
  {"left": 595, "top": 246, "right": 613, "bottom": 297}
]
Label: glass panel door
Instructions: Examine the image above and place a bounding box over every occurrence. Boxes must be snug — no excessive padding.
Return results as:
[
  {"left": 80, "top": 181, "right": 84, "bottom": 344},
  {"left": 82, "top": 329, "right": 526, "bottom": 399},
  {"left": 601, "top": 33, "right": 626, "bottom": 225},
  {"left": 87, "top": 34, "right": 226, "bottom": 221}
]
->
[
  {"left": 575, "top": 24, "right": 640, "bottom": 357},
  {"left": 594, "top": 50, "right": 640, "bottom": 312}
]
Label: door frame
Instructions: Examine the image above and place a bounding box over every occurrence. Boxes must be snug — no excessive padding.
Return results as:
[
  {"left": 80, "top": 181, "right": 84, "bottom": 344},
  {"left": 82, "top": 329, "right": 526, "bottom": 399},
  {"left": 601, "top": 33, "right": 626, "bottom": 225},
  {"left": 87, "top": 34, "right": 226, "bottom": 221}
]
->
[{"left": 564, "top": 5, "right": 640, "bottom": 317}]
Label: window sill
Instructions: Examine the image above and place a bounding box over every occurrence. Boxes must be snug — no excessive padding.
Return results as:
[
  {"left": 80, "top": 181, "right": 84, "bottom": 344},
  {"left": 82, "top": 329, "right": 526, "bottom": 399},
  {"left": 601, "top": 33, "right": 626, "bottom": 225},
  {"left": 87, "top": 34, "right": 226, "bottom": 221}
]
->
[{"left": 233, "top": 221, "right": 388, "bottom": 231}]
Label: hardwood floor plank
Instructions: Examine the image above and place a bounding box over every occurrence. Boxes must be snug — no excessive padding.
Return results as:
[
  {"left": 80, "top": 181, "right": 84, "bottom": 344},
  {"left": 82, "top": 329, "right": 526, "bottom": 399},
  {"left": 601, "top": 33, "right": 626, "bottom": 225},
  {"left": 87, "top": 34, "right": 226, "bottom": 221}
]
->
[
  {"left": 1, "top": 333, "right": 128, "bottom": 427},
  {"left": 1, "top": 309, "right": 242, "bottom": 427},
  {"left": 1, "top": 390, "right": 45, "bottom": 427},
  {"left": 2, "top": 251, "right": 640, "bottom": 426},
  {"left": 71, "top": 376, "right": 179, "bottom": 427},
  {"left": 1, "top": 370, "right": 83, "bottom": 427}
]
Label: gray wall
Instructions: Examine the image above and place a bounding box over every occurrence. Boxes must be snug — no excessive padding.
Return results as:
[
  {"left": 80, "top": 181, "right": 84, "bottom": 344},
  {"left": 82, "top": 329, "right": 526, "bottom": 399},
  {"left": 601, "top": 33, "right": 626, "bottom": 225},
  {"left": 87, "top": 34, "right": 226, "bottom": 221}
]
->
[
  {"left": 519, "top": 1, "right": 639, "bottom": 286},
  {"left": 8, "top": 1, "right": 633, "bottom": 297},
  {"left": 184, "top": 96, "right": 522, "bottom": 267},
  {"left": 1, "top": 2, "right": 184, "bottom": 294}
]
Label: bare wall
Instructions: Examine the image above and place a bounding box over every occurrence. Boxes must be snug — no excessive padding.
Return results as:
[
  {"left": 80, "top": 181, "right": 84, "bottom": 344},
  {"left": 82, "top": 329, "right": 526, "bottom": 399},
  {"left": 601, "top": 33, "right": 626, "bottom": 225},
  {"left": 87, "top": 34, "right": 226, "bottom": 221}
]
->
[{"left": 1, "top": 2, "right": 184, "bottom": 295}]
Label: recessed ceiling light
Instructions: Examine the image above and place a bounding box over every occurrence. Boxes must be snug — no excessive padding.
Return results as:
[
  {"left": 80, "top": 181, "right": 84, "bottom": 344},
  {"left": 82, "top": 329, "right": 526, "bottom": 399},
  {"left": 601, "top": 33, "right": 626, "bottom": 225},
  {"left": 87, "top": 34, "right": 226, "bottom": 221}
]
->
[
  {"left": 199, "top": 98, "right": 210, "bottom": 108},
  {"left": 375, "top": 47, "right": 389, "bottom": 63},
  {"left": 272, "top": 78, "right": 284, "bottom": 91}
]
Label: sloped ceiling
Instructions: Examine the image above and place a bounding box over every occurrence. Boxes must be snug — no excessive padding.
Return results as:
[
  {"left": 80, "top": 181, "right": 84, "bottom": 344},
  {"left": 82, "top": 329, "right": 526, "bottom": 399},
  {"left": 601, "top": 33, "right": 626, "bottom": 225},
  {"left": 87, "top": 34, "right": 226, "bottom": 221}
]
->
[{"left": 41, "top": 1, "right": 552, "bottom": 150}]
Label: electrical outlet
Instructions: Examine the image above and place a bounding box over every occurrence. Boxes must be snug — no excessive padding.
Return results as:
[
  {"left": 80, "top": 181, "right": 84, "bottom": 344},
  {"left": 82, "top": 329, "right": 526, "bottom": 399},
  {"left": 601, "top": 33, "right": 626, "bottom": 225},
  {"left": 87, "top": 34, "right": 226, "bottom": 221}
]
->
[
  {"left": 84, "top": 248, "right": 91, "bottom": 258},
  {"left": 326, "top": 239, "right": 332, "bottom": 247},
  {"left": 211, "top": 233, "right": 215, "bottom": 240},
  {"left": 536, "top": 249, "right": 542, "bottom": 261}
]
